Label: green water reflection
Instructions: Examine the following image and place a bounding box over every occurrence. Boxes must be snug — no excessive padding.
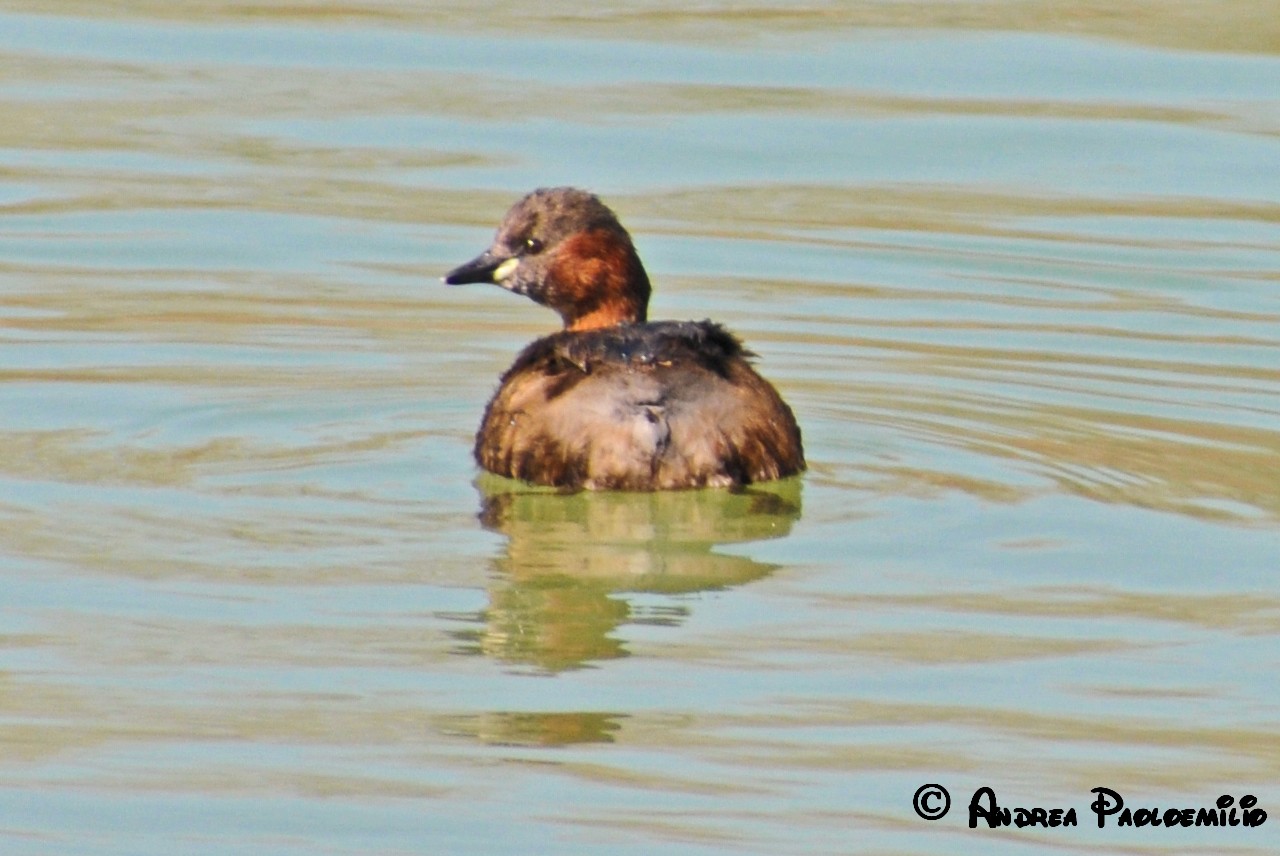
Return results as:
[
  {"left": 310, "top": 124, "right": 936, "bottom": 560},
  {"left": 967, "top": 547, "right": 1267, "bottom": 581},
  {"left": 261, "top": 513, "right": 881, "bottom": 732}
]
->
[{"left": 457, "top": 478, "right": 802, "bottom": 671}]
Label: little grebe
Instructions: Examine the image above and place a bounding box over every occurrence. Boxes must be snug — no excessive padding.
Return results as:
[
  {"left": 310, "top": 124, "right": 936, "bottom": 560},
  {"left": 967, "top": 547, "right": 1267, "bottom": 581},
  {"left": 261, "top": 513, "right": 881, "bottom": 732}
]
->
[{"left": 445, "top": 187, "right": 804, "bottom": 491}]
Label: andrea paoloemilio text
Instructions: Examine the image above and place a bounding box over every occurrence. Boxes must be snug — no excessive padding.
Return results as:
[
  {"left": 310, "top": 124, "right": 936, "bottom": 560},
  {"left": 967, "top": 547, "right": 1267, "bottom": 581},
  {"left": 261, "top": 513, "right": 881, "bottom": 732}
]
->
[{"left": 969, "top": 787, "right": 1268, "bottom": 829}]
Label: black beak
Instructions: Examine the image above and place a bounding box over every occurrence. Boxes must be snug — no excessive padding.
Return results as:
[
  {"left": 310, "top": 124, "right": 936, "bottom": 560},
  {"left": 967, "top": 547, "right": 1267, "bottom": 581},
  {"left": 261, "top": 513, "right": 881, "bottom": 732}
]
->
[{"left": 444, "top": 249, "right": 506, "bottom": 285}]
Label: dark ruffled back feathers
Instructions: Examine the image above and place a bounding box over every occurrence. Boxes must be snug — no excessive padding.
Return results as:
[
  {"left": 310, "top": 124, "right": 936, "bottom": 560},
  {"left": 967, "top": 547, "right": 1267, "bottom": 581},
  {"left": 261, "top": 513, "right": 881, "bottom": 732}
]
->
[
  {"left": 502, "top": 320, "right": 749, "bottom": 386},
  {"left": 475, "top": 321, "right": 804, "bottom": 490}
]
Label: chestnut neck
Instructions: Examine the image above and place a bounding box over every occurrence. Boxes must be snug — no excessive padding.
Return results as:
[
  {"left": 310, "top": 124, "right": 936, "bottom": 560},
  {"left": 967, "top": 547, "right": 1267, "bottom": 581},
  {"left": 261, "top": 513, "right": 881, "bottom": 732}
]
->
[
  {"left": 565, "top": 300, "right": 647, "bottom": 331},
  {"left": 550, "top": 226, "right": 651, "bottom": 332}
]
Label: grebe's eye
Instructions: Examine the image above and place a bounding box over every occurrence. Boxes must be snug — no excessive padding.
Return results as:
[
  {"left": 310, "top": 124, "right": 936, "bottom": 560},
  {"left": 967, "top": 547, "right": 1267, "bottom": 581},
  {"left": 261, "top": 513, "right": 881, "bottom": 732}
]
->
[{"left": 523, "top": 237, "right": 544, "bottom": 255}]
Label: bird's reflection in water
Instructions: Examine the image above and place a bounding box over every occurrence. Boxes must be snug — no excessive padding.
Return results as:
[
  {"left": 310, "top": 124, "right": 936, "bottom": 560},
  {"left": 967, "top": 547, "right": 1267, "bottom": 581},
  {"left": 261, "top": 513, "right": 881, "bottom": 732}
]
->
[
  {"left": 451, "top": 477, "right": 803, "bottom": 675},
  {"left": 438, "top": 710, "right": 626, "bottom": 747}
]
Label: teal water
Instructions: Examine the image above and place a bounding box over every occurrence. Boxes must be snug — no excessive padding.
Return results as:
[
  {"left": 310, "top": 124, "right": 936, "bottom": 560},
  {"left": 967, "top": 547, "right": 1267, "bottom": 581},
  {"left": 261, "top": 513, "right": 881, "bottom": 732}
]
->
[{"left": 2, "top": 4, "right": 1278, "bottom": 854}]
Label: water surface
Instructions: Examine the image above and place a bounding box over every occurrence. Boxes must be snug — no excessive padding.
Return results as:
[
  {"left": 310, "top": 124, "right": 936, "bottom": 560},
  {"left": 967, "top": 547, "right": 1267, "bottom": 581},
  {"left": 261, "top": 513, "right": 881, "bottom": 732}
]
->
[{"left": 2, "top": 3, "right": 1278, "bottom": 854}]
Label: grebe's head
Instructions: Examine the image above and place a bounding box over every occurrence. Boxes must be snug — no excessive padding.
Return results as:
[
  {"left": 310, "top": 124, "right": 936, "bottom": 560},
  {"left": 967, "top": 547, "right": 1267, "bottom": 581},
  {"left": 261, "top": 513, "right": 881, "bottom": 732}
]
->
[{"left": 444, "top": 187, "right": 651, "bottom": 331}]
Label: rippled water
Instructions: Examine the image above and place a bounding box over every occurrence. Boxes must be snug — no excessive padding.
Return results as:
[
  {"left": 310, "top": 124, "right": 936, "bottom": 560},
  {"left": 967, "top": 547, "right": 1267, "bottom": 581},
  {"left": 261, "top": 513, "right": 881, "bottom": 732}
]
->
[{"left": 2, "top": 3, "right": 1278, "bottom": 854}]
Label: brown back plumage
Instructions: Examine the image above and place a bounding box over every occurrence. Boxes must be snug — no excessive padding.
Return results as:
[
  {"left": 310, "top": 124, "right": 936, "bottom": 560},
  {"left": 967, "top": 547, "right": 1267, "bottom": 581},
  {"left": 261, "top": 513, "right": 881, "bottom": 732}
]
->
[{"left": 474, "top": 322, "right": 804, "bottom": 490}]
